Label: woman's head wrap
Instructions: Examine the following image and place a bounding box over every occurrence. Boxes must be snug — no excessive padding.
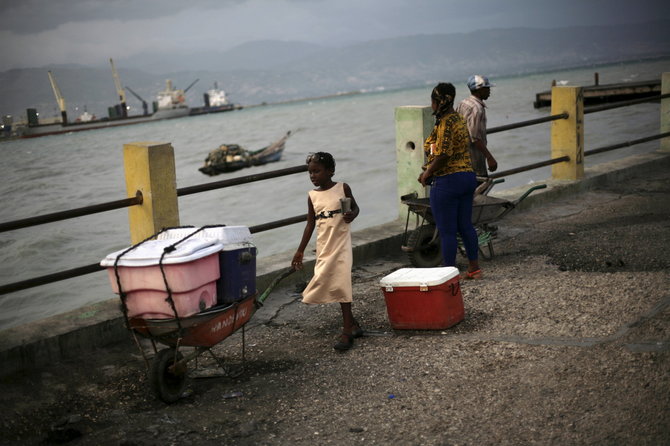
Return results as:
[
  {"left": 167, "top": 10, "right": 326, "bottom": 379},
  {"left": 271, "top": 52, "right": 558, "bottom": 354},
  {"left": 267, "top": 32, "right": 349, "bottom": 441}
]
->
[{"left": 431, "top": 82, "right": 456, "bottom": 121}]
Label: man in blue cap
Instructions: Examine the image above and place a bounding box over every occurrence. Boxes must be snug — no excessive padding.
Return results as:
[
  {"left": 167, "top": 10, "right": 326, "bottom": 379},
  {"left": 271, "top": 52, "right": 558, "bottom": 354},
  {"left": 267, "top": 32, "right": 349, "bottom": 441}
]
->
[{"left": 456, "top": 75, "right": 498, "bottom": 178}]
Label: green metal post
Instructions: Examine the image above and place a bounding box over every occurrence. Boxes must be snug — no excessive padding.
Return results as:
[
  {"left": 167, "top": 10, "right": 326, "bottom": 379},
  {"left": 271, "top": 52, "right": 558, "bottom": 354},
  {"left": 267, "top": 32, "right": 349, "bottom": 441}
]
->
[{"left": 395, "top": 106, "right": 433, "bottom": 220}]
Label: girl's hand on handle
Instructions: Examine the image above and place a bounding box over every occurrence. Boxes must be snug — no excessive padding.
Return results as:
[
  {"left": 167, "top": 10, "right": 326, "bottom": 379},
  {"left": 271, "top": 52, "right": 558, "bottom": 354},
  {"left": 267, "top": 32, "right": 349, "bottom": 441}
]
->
[
  {"left": 292, "top": 251, "right": 304, "bottom": 270},
  {"left": 343, "top": 211, "right": 356, "bottom": 224}
]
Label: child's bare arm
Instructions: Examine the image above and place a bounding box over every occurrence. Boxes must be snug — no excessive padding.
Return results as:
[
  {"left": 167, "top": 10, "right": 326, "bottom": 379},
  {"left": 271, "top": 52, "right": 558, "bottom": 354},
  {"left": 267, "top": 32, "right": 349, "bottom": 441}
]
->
[
  {"left": 342, "top": 183, "right": 359, "bottom": 224},
  {"left": 292, "top": 196, "right": 316, "bottom": 269}
]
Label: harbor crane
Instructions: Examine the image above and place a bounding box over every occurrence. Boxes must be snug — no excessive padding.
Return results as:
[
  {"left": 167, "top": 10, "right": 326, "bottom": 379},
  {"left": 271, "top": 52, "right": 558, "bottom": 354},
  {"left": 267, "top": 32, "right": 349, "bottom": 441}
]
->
[
  {"left": 47, "top": 70, "right": 68, "bottom": 125},
  {"left": 109, "top": 58, "right": 128, "bottom": 118},
  {"left": 184, "top": 78, "right": 199, "bottom": 93},
  {"left": 125, "top": 86, "right": 149, "bottom": 116}
]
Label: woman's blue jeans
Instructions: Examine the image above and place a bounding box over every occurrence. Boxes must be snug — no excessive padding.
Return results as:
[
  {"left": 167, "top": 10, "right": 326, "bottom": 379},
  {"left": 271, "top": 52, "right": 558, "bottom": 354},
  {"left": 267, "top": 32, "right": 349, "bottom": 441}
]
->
[{"left": 429, "top": 172, "right": 478, "bottom": 266}]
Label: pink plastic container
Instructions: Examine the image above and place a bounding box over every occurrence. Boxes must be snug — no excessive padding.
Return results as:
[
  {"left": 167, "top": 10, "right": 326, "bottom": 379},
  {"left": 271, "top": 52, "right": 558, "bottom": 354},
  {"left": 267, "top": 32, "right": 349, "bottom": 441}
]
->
[
  {"left": 101, "top": 239, "right": 223, "bottom": 319},
  {"left": 104, "top": 251, "right": 220, "bottom": 294},
  {"left": 124, "top": 281, "right": 217, "bottom": 319}
]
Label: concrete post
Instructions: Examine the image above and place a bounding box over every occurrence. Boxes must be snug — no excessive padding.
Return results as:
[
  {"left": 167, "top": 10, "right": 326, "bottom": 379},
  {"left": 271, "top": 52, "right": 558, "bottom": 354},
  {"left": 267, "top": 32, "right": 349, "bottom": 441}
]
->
[
  {"left": 395, "top": 106, "right": 433, "bottom": 220},
  {"left": 661, "top": 72, "right": 670, "bottom": 152},
  {"left": 550, "top": 86, "right": 584, "bottom": 180},
  {"left": 123, "top": 142, "right": 180, "bottom": 244}
]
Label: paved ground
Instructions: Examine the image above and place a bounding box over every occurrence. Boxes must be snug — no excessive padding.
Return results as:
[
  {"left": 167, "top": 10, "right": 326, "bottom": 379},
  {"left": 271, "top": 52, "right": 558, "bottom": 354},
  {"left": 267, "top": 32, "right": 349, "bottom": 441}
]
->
[{"left": 1, "top": 158, "right": 669, "bottom": 445}]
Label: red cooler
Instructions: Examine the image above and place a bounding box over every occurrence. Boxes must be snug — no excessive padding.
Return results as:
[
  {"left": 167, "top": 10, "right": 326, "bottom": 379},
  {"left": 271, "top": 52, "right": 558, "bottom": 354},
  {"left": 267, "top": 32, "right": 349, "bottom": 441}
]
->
[{"left": 380, "top": 267, "right": 463, "bottom": 330}]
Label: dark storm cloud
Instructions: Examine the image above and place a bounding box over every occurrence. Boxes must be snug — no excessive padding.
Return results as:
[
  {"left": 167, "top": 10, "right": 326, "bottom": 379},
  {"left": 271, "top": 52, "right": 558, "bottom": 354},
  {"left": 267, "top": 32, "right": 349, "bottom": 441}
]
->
[
  {"left": 0, "top": 0, "right": 667, "bottom": 71},
  {"left": 0, "top": 0, "right": 238, "bottom": 33},
  {"left": 5, "top": 0, "right": 665, "bottom": 35}
]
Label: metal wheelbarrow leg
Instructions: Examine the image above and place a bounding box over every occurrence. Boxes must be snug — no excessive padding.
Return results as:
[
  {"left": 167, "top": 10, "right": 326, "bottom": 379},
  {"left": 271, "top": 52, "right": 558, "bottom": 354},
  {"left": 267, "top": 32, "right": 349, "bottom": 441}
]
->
[{"left": 139, "top": 267, "right": 297, "bottom": 403}]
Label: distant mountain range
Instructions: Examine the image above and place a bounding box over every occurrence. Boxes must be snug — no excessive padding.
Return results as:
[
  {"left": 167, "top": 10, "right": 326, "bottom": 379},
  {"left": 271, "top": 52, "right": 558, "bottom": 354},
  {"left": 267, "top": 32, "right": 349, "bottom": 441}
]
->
[{"left": 2, "top": 20, "right": 668, "bottom": 121}]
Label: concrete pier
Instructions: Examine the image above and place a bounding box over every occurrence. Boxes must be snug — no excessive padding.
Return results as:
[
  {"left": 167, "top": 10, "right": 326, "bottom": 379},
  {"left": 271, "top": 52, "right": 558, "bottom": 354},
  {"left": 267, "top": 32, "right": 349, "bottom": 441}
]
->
[
  {"left": 534, "top": 78, "right": 662, "bottom": 108},
  {"left": 1, "top": 148, "right": 668, "bottom": 445}
]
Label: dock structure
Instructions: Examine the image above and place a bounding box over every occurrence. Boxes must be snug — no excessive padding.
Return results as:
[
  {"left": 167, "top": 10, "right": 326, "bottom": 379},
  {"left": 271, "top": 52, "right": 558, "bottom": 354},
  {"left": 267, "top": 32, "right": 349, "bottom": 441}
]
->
[{"left": 534, "top": 78, "right": 661, "bottom": 108}]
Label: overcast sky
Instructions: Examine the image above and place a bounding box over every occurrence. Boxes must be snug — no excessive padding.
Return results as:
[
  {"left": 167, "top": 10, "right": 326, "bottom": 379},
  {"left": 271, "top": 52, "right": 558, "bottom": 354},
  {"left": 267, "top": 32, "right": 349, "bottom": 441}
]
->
[{"left": 1, "top": 0, "right": 668, "bottom": 71}]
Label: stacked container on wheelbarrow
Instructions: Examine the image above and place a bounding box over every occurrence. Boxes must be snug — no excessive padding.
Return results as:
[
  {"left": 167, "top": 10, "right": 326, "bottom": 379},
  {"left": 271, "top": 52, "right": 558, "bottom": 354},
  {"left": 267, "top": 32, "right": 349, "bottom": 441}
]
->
[{"left": 100, "top": 225, "right": 291, "bottom": 403}]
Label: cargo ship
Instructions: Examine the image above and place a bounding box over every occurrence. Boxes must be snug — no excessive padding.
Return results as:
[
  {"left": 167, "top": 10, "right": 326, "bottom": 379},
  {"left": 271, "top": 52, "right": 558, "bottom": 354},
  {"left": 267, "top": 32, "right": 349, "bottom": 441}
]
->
[
  {"left": 5, "top": 60, "right": 245, "bottom": 140},
  {"left": 20, "top": 70, "right": 201, "bottom": 138},
  {"left": 152, "top": 79, "right": 194, "bottom": 120},
  {"left": 16, "top": 62, "right": 194, "bottom": 137},
  {"left": 189, "top": 82, "right": 240, "bottom": 116},
  {"left": 16, "top": 80, "right": 241, "bottom": 138}
]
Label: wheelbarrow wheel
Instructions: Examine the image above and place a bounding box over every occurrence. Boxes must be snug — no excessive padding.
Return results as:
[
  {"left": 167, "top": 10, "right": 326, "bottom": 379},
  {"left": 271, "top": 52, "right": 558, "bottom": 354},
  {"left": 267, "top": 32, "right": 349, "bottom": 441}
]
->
[
  {"left": 407, "top": 224, "right": 442, "bottom": 268},
  {"left": 150, "top": 348, "right": 187, "bottom": 403}
]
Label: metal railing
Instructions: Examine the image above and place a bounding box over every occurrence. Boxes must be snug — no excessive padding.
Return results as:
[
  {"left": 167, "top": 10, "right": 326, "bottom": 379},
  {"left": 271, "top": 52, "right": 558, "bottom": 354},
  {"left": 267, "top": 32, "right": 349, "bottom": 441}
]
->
[
  {"left": 0, "top": 92, "right": 668, "bottom": 296},
  {"left": 0, "top": 192, "right": 143, "bottom": 233},
  {"left": 0, "top": 166, "right": 308, "bottom": 295}
]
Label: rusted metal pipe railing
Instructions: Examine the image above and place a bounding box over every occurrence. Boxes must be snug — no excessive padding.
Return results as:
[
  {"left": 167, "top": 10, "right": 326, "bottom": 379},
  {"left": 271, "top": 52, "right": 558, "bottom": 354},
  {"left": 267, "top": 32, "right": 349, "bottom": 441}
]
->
[
  {"left": 0, "top": 165, "right": 308, "bottom": 234},
  {"left": 487, "top": 113, "right": 568, "bottom": 134},
  {"left": 249, "top": 214, "right": 308, "bottom": 234},
  {"left": 585, "top": 132, "right": 670, "bottom": 157},
  {"left": 0, "top": 263, "right": 103, "bottom": 295},
  {"left": 490, "top": 155, "right": 571, "bottom": 179},
  {"left": 177, "top": 165, "right": 307, "bottom": 197},
  {"left": 584, "top": 93, "right": 670, "bottom": 115},
  {"left": 0, "top": 192, "right": 143, "bottom": 233}
]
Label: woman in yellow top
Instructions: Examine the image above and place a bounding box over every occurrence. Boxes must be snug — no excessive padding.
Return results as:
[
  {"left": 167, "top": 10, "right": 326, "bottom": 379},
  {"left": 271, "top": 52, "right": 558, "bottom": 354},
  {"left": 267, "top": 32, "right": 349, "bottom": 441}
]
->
[{"left": 418, "top": 82, "right": 482, "bottom": 279}]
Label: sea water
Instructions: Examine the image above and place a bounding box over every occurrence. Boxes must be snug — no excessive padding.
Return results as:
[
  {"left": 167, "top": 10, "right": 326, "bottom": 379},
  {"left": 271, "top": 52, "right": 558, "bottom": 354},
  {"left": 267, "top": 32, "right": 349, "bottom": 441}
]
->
[{"left": 1, "top": 58, "right": 668, "bottom": 329}]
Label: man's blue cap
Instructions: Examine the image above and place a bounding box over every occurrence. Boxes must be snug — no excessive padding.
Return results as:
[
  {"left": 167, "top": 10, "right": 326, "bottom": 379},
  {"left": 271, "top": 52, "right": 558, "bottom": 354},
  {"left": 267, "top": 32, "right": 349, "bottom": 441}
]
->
[{"left": 467, "top": 75, "right": 495, "bottom": 90}]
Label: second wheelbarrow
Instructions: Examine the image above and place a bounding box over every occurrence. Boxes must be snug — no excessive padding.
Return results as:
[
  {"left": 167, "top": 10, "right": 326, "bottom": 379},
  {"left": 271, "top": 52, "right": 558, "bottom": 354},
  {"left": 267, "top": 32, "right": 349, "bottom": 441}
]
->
[{"left": 401, "top": 183, "right": 547, "bottom": 267}]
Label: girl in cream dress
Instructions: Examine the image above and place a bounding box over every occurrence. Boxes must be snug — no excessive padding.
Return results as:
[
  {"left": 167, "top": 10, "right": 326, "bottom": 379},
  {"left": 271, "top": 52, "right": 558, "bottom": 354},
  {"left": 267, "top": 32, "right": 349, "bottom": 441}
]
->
[{"left": 292, "top": 152, "right": 363, "bottom": 351}]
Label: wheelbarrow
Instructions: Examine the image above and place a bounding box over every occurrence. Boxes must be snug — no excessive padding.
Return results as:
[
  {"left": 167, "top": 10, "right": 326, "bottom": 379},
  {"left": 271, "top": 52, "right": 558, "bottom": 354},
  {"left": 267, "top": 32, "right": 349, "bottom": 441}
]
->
[
  {"left": 105, "top": 225, "right": 296, "bottom": 403},
  {"left": 401, "top": 180, "right": 547, "bottom": 267}
]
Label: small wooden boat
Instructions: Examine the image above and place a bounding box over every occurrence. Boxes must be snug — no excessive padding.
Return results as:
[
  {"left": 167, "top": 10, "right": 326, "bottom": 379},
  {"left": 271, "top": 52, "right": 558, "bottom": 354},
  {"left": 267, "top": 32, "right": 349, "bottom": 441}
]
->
[{"left": 199, "top": 131, "right": 291, "bottom": 175}]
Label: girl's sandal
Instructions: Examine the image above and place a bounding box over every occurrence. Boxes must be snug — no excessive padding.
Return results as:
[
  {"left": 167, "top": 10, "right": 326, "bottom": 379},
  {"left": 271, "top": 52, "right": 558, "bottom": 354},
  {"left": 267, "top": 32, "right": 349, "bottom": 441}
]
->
[
  {"left": 463, "top": 269, "right": 483, "bottom": 280},
  {"left": 334, "top": 333, "right": 354, "bottom": 351}
]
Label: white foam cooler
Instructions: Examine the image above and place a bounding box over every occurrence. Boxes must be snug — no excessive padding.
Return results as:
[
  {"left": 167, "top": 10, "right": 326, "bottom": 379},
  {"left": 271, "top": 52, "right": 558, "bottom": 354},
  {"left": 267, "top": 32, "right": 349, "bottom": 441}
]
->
[
  {"left": 380, "top": 267, "right": 464, "bottom": 330},
  {"left": 101, "top": 238, "right": 223, "bottom": 319}
]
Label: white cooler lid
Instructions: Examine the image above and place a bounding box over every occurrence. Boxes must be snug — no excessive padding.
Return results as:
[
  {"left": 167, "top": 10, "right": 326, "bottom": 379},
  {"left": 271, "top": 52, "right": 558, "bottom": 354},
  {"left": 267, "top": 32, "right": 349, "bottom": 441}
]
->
[
  {"left": 101, "top": 238, "right": 223, "bottom": 267},
  {"left": 157, "top": 226, "right": 252, "bottom": 245},
  {"left": 379, "top": 267, "right": 459, "bottom": 287}
]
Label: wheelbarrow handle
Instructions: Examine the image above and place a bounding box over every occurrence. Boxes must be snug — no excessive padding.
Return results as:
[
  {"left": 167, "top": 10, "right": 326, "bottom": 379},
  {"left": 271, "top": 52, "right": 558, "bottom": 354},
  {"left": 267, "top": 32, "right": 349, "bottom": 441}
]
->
[
  {"left": 256, "top": 266, "right": 297, "bottom": 306},
  {"left": 513, "top": 184, "right": 547, "bottom": 205}
]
